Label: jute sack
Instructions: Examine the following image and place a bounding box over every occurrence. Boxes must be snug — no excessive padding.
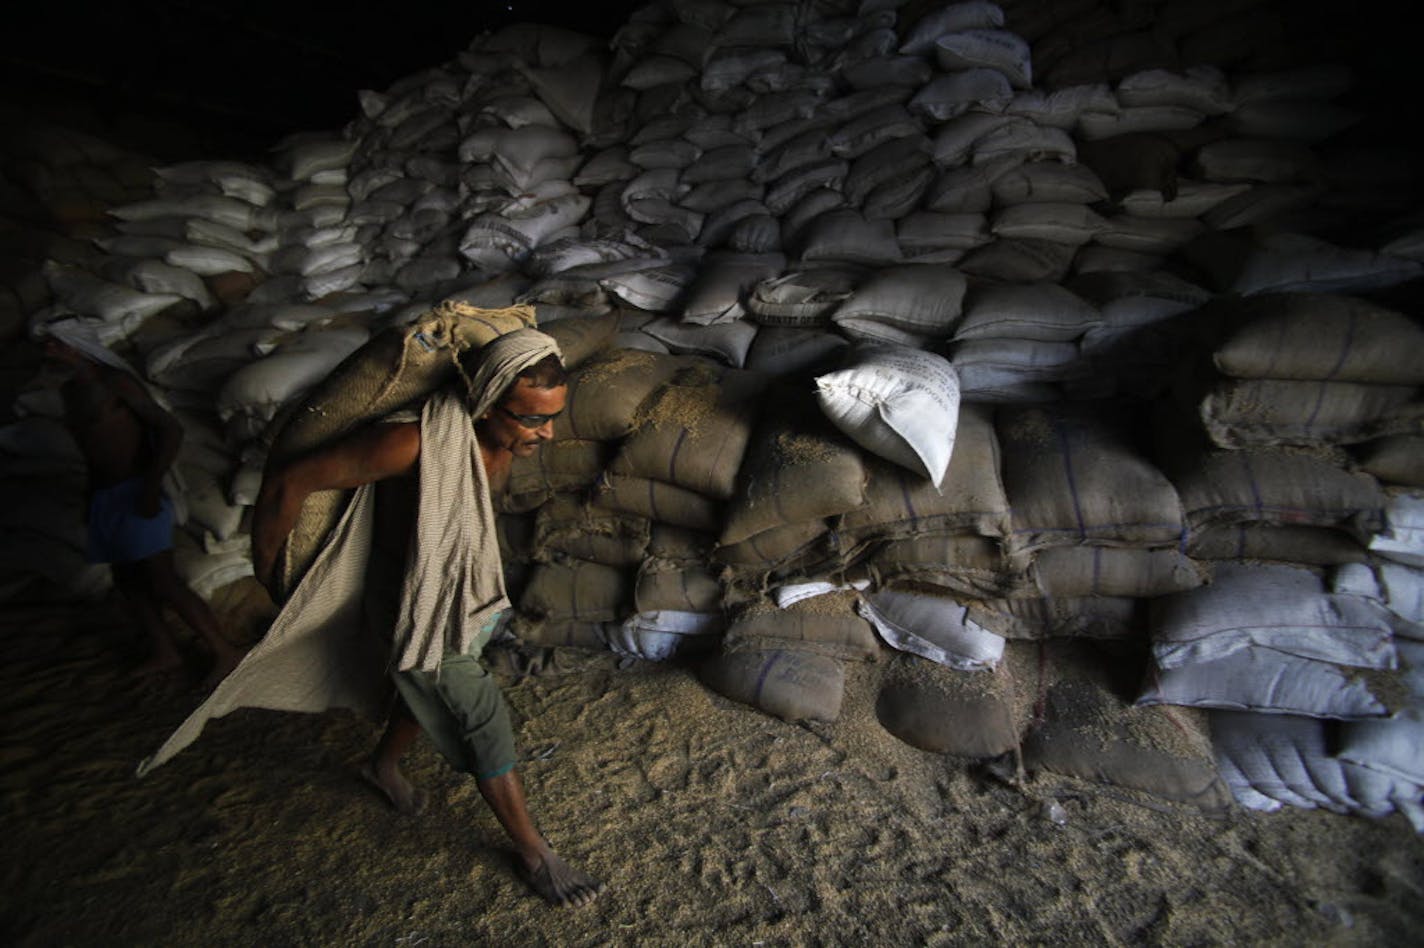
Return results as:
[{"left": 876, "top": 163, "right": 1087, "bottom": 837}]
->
[
  {"left": 837, "top": 404, "right": 1010, "bottom": 544},
  {"left": 1022, "top": 640, "right": 1233, "bottom": 812},
  {"left": 1186, "top": 522, "right": 1367, "bottom": 565},
  {"left": 588, "top": 473, "right": 724, "bottom": 532},
  {"left": 713, "top": 519, "right": 832, "bottom": 571},
  {"left": 1161, "top": 442, "right": 1387, "bottom": 542},
  {"left": 997, "top": 402, "right": 1185, "bottom": 554},
  {"left": 1197, "top": 377, "right": 1422, "bottom": 449},
  {"left": 1353, "top": 435, "right": 1424, "bottom": 488},
  {"left": 958, "top": 237, "right": 1077, "bottom": 283},
  {"left": 863, "top": 533, "right": 1021, "bottom": 600},
  {"left": 723, "top": 591, "right": 881, "bottom": 662},
  {"left": 699, "top": 647, "right": 846, "bottom": 722},
  {"left": 533, "top": 494, "right": 651, "bottom": 568},
  {"left": 826, "top": 263, "right": 968, "bottom": 338},
  {"left": 552, "top": 348, "right": 690, "bottom": 442},
  {"left": 264, "top": 302, "right": 536, "bottom": 600},
  {"left": 1149, "top": 562, "right": 1397, "bottom": 671},
  {"left": 509, "top": 616, "right": 608, "bottom": 651},
  {"left": 953, "top": 282, "right": 1100, "bottom": 343},
  {"left": 634, "top": 558, "right": 723, "bottom": 614},
  {"left": 517, "top": 557, "right": 630, "bottom": 624},
  {"left": 720, "top": 384, "right": 867, "bottom": 546},
  {"left": 876, "top": 651, "right": 1019, "bottom": 758},
  {"left": 503, "top": 438, "right": 612, "bottom": 507},
  {"left": 966, "top": 596, "right": 1142, "bottom": 640},
  {"left": 1029, "top": 545, "right": 1206, "bottom": 598},
  {"left": 745, "top": 266, "right": 863, "bottom": 327},
  {"left": 1211, "top": 293, "right": 1424, "bottom": 385},
  {"left": 539, "top": 311, "right": 620, "bottom": 368},
  {"left": 609, "top": 361, "right": 770, "bottom": 500}
]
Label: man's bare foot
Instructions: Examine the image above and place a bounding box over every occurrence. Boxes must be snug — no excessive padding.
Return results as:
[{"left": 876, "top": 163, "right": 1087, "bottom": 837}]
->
[
  {"left": 360, "top": 760, "right": 428, "bottom": 816},
  {"left": 516, "top": 850, "right": 605, "bottom": 907}
]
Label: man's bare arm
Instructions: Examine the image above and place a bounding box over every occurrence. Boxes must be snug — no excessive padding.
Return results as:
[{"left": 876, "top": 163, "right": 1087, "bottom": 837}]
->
[{"left": 252, "top": 422, "right": 421, "bottom": 591}]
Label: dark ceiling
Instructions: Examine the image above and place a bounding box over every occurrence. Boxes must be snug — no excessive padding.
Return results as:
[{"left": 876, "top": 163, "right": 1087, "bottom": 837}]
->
[
  {"left": 2, "top": 0, "right": 647, "bottom": 159},
  {"left": 2, "top": 0, "right": 1419, "bottom": 163}
]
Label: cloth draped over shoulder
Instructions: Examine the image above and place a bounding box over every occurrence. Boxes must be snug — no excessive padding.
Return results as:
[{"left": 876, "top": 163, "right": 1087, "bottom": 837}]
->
[{"left": 136, "top": 328, "right": 562, "bottom": 776}]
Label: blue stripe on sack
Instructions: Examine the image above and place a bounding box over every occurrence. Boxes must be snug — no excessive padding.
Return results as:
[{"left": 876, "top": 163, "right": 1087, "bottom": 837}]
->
[
  {"left": 1052, "top": 415, "right": 1089, "bottom": 541},
  {"left": 897, "top": 467, "right": 920, "bottom": 528},
  {"left": 668, "top": 427, "right": 689, "bottom": 487},
  {"left": 1325, "top": 308, "right": 1357, "bottom": 381},
  {"left": 1239, "top": 451, "right": 1265, "bottom": 521},
  {"left": 752, "top": 651, "right": 783, "bottom": 705}
]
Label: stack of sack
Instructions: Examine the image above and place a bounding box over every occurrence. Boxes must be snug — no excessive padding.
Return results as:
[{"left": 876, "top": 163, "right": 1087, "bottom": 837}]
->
[{"left": 3, "top": 0, "right": 1422, "bottom": 828}]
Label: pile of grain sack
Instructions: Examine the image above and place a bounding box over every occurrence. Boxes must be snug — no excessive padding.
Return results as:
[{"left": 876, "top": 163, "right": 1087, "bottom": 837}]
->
[{"left": 4, "top": 0, "right": 1424, "bottom": 826}]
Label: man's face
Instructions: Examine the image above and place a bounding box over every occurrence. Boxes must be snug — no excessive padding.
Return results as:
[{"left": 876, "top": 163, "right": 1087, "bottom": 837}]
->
[{"left": 480, "top": 379, "right": 567, "bottom": 458}]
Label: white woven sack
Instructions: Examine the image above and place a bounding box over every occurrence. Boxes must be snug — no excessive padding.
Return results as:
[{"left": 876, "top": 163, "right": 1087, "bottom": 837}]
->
[
  {"left": 899, "top": 1, "right": 1005, "bottom": 55},
  {"left": 1332, "top": 562, "right": 1424, "bottom": 638},
  {"left": 991, "top": 163, "right": 1108, "bottom": 205},
  {"left": 908, "top": 69, "right": 1014, "bottom": 121},
  {"left": 828, "top": 264, "right": 967, "bottom": 336},
  {"left": 1116, "top": 66, "right": 1234, "bottom": 113},
  {"left": 1150, "top": 563, "right": 1397, "bottom": 671},
  {"left": 1138, "top": 649, "right": 1393, "bottom": 719},
  {"left": 1233, "top": 233, "right": 1424, "bottom": 296},
  {"left": 934, "top": 30, "right": 1032, "bottom": 88},
  {"left": 1076, "top": 106, "right": 1206, "bottom": 141},
  {"left": 1005, "top": 84, "right": 1117, "bottom": 129},
  {"left": 815, "top": 344, "right": 961, "bottom": 487},
  {"left": 1370, "top": 492, "right": 1424, "bottom": 567},
  {"left": 857, "top": 590, "right": 1005, "bottom": 671},
  {"left": 215, "top": 327, "right": 369, "bottom": 423},
  {"left": 954, "top": 283, "right": 1099, "bottom": 342},
  {"left": 639, "top": 315, "right": 757, "bottom": 367},
  {"left": 992, "top": 203, "right": 1105, "bottom": 245}
]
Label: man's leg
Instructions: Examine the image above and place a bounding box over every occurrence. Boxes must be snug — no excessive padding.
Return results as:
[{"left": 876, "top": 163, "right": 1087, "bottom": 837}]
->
[
  {"left": 138, "top": 550, "right": 244, "bottom": 689},
  {"left": 476, "top": 768, "right": 605, "bottom": 908},
  {"left": 362, "top": 697, "right": 428, "bottom": 815},
  {"left": 113, "top": 562, "right": 185, "bottom": 680}
]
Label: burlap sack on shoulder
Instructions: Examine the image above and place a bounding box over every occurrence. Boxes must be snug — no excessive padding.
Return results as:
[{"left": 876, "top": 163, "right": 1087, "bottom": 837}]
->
[{"left": 265, "top": 301, "right": 536, "bottom": 600}]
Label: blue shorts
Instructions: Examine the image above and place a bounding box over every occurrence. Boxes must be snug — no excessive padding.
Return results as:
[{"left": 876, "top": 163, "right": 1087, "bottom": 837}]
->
[{"left": 86, "top": 478, "right": 174, "bottom": 565}]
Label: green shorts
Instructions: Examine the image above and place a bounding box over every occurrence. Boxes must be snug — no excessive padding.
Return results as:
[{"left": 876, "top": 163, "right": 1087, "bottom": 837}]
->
[
  {"left": 367, "top": 542, "right": 517, "bottom": 780},
  {"left": 392, "top": 636, "right": 517, "bottom": 781}
]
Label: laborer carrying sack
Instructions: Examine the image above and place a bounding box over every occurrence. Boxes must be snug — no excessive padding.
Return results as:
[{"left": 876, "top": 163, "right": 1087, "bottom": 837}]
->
[{"left": 137, "top": 306, "right": 605, "bottom": 908}]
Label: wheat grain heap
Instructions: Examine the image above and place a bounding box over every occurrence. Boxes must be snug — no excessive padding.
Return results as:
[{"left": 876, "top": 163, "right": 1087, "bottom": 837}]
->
[{"left": 3, "top": 0, "right": 1423, "bottom": 828}]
